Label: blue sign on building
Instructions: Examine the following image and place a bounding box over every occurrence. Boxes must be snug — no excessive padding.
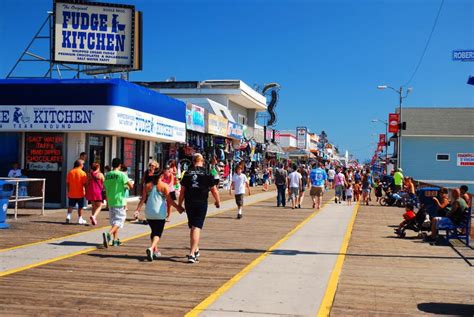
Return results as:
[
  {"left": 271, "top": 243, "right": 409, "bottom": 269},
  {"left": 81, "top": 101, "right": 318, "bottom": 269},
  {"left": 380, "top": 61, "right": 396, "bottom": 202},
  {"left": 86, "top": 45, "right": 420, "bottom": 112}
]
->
[{"left": 452, "top": 50, "right": 474, "bottom": 61}]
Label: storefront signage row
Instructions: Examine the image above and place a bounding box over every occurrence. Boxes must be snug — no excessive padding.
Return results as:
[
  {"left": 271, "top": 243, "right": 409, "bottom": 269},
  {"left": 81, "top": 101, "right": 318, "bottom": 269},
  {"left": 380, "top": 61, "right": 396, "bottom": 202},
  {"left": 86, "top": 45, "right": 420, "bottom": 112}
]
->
[
  {"left": 207, "top": 113, "right": 228, "bottom": 137},
  {"left": 0, "top": 105, "right": 186, "bottom": 143},
  {"left": 227, "top": 121, "right": 244, "bottom": 140},
  {"left": 186, "top": 104, "right": 205, "bottom": 133}
]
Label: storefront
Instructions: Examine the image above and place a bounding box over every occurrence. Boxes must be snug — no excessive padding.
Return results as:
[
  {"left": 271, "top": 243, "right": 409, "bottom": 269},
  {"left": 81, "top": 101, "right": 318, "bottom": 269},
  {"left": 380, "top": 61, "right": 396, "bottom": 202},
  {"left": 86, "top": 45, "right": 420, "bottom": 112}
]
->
[{"left": 0, "top": 79, "right": 186, "bottom": 206}]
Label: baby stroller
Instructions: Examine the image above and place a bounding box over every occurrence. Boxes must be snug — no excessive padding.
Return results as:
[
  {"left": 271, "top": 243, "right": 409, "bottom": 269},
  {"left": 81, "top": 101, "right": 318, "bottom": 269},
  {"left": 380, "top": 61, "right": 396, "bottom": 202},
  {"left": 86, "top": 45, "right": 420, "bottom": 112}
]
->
[
  {"left": 395, "top": 205, "right": 431, "bottom": 238},
  {"left": 380, "top": 191, "right": 404, "bottom": 207}
]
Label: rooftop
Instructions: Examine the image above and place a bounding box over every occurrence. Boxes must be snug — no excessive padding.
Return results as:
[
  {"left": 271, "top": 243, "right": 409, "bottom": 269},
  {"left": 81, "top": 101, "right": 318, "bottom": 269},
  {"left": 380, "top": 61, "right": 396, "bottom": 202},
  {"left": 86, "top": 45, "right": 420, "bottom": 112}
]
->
[
  {"left": 401, "top": 107, "right": 474, "bottom": 136},
  {"left": 135, "top": 80, "right": 267, "bottom": 111}
]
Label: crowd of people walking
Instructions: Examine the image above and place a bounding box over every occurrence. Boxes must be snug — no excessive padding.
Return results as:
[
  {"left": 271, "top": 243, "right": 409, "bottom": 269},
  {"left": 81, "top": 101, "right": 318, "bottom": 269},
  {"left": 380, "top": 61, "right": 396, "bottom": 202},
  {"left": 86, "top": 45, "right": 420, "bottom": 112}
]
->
[{"left": 62, "top": 151, "right": 471, "bottom": 262}]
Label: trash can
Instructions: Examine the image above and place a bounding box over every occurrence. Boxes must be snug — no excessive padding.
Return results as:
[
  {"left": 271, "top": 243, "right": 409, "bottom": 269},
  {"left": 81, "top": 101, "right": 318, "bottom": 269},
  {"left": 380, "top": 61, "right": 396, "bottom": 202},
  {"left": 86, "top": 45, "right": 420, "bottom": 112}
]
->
[
  {"left": 416, "top": 187, "right": 440, "bottom": 218},
  {"left": 0, "top": 180, "right": 14, "bottom": 229}
]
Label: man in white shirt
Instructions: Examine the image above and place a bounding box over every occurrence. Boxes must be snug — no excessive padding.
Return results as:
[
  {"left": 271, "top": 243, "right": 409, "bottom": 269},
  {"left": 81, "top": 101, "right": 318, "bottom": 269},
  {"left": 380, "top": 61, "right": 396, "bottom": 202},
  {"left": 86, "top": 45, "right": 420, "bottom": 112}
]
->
[
  {"left": 327, "top": 167, "right": 336, "bottom": 189},
  {"left": 8, "top": 163, "right": 22, "bottom": 178},
  {"left": 230, "top": 165, "right": 251, "bottom": 219},
  {"left": 288, "top": 164, "right": 302, "bottom": 209}
]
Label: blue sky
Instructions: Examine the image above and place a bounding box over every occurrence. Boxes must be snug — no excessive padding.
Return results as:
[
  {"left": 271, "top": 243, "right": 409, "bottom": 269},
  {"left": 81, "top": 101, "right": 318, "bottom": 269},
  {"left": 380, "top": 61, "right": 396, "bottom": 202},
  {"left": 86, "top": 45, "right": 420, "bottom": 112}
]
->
[{"left": 1, "top": 0, "right": 473, "bottom": 160}]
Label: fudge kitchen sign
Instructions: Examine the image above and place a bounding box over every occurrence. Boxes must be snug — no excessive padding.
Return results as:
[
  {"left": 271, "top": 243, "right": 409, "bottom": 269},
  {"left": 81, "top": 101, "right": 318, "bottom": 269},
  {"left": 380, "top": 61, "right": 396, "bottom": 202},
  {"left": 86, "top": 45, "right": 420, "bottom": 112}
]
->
[
  {"left": 54, "top": 0, "right": 134, "bottom": 66},
  {"left": 0, "top": 105, "right": 185, "bottom": 143}
]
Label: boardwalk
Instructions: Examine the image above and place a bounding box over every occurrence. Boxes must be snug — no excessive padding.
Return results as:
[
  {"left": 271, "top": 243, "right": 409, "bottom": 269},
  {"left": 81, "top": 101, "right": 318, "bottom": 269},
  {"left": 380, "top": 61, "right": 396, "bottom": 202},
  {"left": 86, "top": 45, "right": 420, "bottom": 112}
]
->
[
  {"left": 1, "top": 190, "right": 473, "bottom": 316},
  {"left": 0, "top": 190, "right": 336, "bottom": 316},
  {"left": 331, "top": 203, "right": 474, "bottom": 316}
]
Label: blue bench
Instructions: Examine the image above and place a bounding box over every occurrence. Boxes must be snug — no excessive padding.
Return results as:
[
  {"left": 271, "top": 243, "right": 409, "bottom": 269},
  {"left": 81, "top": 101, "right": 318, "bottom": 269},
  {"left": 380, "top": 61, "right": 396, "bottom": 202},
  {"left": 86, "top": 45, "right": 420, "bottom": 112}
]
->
[{"left": 439, "top": 207, "right": 472, "bottom": 246}]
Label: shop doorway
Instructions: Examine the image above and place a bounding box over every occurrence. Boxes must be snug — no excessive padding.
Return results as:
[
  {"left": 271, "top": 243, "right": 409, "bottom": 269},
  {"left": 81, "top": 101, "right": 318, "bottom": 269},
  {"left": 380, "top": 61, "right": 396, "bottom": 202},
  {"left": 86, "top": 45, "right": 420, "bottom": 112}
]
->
[
  {"left": 87, "top": 134, "right": 110, "bottom": 171},
  {"left": 121, "top": 138, "right": 145, "bottom": 196}
]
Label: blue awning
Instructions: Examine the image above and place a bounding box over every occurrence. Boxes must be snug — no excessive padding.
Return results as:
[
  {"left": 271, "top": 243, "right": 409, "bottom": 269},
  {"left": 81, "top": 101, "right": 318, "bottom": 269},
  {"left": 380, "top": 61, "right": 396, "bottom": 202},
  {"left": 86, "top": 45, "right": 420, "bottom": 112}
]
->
[{"left": 0, "top": 78, "right": 185, "bottom": 123}]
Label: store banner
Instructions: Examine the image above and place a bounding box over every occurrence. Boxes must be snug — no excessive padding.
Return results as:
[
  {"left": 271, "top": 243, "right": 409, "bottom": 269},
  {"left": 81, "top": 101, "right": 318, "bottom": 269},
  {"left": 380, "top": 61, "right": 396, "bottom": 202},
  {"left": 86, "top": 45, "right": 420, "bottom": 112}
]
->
[
  {"left": 207, "top": 113, "right": 228, "bottom": 137},
  {"left": 227, "top": 121, "right": 244, "bottom": 140},
  {"left": 296, "top": 127, "right": 307, "bottom": 149},
  {"left": 0, "top": 105, "right": 186, "bottom": 142},
  {"left": 388, "top": 113, "right": 399, "bottom": 133},
  {"left": 379, "top": 134, "right": 386, "bottom": 146},
  {"left": 186, "top": 104, "right": 205, "bottom": 133},
  {"left": 457, "top": 153, "right": 474, "bottom": 166},
  {"left": 54, "top": 1, "right": 135, "bottom": 66}
]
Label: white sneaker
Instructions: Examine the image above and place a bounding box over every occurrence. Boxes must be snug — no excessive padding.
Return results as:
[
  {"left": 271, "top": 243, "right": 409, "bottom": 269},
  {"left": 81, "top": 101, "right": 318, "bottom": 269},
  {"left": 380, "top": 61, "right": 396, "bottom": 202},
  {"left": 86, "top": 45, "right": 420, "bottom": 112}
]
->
[
  {"left": 78, "top": 217, "right": 87, "bottom": 225},
  {"left": 66, "top": 214, "right": 72, "bottom": 224}
]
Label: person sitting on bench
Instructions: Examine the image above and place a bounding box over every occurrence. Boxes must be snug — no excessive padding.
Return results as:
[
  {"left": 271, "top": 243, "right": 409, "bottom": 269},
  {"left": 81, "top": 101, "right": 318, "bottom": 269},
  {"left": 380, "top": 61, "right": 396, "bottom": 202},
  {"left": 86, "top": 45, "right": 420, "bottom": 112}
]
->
[{"left": 425, "top": 189, "right": 467, "bottom": 242}]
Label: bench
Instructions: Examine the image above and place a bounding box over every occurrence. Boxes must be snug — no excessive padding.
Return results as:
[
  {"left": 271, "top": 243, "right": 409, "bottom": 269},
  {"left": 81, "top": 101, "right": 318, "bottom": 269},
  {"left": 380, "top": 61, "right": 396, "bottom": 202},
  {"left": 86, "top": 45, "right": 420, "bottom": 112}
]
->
[{"left": 439, "top": 207, "right": 472, "bottom": 246}]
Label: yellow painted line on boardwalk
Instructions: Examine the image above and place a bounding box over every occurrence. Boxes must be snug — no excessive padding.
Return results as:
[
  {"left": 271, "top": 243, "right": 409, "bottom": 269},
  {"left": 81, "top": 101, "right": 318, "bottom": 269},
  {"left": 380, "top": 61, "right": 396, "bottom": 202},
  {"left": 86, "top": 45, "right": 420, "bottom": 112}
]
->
[
  {"left": 0, "top": 225, "right": 110, "bottom": 253},
  {"left": 185, "top": 197, "right": 335, "bottom": 317},
  {"left": 0, "top": 193, "right": 273, "bottom": 253},
  {"left": 0, "top": 194, "right": 274, "bottom": 278},
  {"left": 316, "top": 202, "right": 360, "bottom": 317}
]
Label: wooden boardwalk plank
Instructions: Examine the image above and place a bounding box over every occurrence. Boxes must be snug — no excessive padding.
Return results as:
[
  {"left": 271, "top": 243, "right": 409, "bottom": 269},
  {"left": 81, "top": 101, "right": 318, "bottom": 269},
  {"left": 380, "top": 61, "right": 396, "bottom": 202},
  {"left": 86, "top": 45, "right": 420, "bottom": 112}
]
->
[
  {"left": 331, "top": 202, "right": 474, "bottom": 316},
  {"left": 0, "top": 192, "right": 332, "bottom": 316}
]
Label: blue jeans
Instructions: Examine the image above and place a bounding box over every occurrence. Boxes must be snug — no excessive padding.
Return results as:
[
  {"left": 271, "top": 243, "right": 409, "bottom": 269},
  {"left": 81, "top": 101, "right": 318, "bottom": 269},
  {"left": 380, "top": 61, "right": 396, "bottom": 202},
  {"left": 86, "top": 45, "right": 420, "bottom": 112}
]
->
[{"left": 276, "top": 184, "right": 286, "bottom": 207}]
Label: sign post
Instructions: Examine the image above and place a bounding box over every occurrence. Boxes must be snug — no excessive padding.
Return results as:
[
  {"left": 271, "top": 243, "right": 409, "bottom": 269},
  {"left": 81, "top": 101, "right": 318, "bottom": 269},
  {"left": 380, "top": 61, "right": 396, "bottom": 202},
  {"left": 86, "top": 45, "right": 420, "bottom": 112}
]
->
[{"left": 296, "top": 127, "right": 307, "bottom": 150}]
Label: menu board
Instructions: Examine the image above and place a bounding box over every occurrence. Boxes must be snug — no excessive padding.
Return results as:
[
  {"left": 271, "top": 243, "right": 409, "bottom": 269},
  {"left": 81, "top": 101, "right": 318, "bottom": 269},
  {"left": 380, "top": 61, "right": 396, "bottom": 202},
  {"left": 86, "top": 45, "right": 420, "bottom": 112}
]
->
[{"left": 25, "top": 133, "right": 64, "bottom": 171}]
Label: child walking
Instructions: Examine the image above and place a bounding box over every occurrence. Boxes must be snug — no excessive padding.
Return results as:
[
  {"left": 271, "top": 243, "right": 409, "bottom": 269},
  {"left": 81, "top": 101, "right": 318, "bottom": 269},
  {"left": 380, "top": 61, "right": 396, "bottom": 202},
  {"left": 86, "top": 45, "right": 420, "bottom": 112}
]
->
[
  {"left": 230, "top": 165, "right": 251, "bottom": 219},
  {"left": 135, "top": 173, "right": 183, "bottom": 261},
  {"left": 102, "top": 158, "right": 134, "bottom": 248},
  {"left": 345, "top": 182, "right": 353, "bottom": 206}
]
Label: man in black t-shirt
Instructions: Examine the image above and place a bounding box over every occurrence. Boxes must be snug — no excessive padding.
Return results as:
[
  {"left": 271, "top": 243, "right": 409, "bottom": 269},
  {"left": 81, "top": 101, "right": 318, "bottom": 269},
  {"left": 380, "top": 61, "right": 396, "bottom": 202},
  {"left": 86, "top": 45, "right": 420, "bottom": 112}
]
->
[{"left": 179, "top": 153, "right": 220, "bottom": 263}]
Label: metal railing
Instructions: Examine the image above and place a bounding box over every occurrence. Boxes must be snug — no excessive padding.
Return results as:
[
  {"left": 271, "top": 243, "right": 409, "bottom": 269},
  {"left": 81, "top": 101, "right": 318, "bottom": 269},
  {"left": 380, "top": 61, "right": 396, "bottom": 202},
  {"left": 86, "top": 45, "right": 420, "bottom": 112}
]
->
[{"left": 0, "top": 178, "right": 46, "bottom": 219}]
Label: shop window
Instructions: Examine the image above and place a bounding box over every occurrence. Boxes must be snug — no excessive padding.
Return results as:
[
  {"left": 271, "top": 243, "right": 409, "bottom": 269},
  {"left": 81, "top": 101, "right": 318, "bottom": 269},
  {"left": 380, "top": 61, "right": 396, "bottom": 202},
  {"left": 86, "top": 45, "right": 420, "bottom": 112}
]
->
[
  {"left": 436, "top": 154, "right": 450, "bottom": 161},
  {"left": 25, "top": 132, "right": 64, "bottom": 171}
]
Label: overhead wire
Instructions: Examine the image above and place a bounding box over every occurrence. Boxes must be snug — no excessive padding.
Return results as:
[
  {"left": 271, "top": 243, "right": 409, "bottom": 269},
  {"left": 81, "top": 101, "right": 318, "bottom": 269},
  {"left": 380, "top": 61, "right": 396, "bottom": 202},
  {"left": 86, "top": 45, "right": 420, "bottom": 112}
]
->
[{"left": 403, "top": 0, "right": 445, "bottom": 87}]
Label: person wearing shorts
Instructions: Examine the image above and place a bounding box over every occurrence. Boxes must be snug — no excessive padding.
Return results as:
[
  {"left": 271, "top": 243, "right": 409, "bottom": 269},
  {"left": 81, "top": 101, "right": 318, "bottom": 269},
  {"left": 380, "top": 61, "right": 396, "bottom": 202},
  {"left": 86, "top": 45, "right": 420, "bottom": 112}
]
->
[
  {"left": 298, "top": 165, "right": 310, "bottom": 208},
  {"left": 334, "top": 168, "right": 346, "bottom": 204},
  {"left": 135, "top": 175, "right": 183, "bottom": 261},
  {"left": 287, "top": 164, "right": 302, "bottom": 209},
  {"left": 103, "top": 158, "right": 134, "bottom": 248},
  {"left": 230, "top": 165, "right": 251, "bottom": 219},
  {"left": 309, "top": 162, "right": 328, "bottom": 209},
  {"left": 327, "top": 167, "right": 336, "bottom": 189},
  {"left": 179, "top": 153, "right": 221, "bottom": 263},
  {"left": 66, "top": 159, "right": 88, "bottom": 224}
]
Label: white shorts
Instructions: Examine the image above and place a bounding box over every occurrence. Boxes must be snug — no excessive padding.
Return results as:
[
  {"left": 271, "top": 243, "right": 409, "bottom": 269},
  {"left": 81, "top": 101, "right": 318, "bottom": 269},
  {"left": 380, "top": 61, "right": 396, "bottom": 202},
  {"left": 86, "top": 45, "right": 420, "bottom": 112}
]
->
[{"left": 109, "top": 207, "right": 126, "bottom": 228}]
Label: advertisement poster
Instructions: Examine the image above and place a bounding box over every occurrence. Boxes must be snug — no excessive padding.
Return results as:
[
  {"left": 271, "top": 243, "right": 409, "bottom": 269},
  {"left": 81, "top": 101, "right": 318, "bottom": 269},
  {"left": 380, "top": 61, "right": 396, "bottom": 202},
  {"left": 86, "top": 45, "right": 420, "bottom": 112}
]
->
[
  {"left": 457, "top": 153, "right": 474, "bottom": 166},
  {"left": 388, "top": 113, "right": 399, "bottom": 133},
  {"left": 25, "top": 133, "right": 64, "bottom": 171},
  {"left": 186, "top": 104, "right": 205, "bottom": 133},
  {"left": 296, "top": 127, "right": 307, "bottom": 149},
  {"left": 54, "top": 0, "right": 134, "bottom": 66}
]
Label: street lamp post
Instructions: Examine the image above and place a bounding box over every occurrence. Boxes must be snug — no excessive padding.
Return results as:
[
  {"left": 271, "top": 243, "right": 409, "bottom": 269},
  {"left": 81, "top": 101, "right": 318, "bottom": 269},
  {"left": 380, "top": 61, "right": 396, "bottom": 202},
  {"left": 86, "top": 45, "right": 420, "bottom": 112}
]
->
[
  {"left": 377, "top": 85, "right": 412, "bottom": 170},
  {"left": 371, "top": 119, "right": 388, "bottom": 173}
]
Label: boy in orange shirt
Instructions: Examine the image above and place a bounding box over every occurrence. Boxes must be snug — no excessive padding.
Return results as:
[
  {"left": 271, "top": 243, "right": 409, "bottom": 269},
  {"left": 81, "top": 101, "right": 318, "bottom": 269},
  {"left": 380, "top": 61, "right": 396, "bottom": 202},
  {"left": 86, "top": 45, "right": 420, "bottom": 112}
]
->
[{"left": 66, "top": 159, "right": 88, "bottom": 224}]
